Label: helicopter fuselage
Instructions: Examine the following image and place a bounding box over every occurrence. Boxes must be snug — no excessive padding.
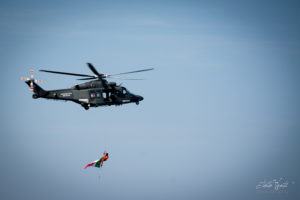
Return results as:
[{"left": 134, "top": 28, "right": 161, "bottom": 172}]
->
[{"left": 26, "top": 79, "right": 143, "bottom": 110}]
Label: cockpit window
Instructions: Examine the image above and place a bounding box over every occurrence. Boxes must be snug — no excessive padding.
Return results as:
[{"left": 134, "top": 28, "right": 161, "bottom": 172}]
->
[{"left": 122, "top": 88, "right": 127, "bottom": 94}]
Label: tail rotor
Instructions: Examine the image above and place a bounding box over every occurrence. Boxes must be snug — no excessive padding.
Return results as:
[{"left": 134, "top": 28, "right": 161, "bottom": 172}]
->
[{"left": 21, "top": 69, "right": 44, "bottom": 92}]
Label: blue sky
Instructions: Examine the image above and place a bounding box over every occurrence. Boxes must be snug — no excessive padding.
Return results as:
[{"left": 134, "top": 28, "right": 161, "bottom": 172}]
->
[{"left": 0, "top": 0, "right": 299, "bottom": 199}]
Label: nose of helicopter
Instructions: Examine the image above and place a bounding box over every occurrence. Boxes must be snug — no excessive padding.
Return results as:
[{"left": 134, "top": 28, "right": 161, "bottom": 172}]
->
[
  {"left": 133, "top": 95, "right": 143, "bottom": 104},
  {"left": 137, "top": 95, "right": 143, "bottom": 101}
]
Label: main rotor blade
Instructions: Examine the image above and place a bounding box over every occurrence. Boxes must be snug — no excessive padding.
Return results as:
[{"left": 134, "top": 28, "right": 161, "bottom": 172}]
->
[
  {"left": 108, "top": 68, "right": 154, "bottom": 77},
  {"left": 77, "top": 77, "right": 97, "bottom": 80},
  {"left": 87, "top": 63, "right": 101, "bottom": 77},
  {"left": 108, "top": 77, "right": 144, "bottom": 80},
  {"left": 40, "top": 70, "right": 94, "bottom": 77}
]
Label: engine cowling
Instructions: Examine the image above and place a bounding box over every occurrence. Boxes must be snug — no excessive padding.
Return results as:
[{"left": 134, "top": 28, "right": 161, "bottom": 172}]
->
[{"left": 108, "top": 82, "right": 116, "bottom": 87}]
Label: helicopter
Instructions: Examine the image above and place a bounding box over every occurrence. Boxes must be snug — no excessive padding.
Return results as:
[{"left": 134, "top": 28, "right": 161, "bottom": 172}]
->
[{"left": 21, "top": 63, "right": 153, "bottom": 110}]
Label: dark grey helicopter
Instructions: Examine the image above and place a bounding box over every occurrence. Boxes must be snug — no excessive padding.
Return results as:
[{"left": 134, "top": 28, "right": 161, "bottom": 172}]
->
[{"left": 21, "top": 63, "right": 153, "bottom": 110}]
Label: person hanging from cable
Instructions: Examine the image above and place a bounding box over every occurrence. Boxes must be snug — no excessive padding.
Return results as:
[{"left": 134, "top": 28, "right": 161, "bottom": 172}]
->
[{"left": 84, "top": 151, "right": 109, "bottom": 169}]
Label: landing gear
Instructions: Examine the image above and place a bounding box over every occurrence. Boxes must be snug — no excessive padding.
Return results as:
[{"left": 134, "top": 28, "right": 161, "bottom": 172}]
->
[
  {"left": 82, "top": 104, "right": 90, "bottom": 110},
  {"left": 136, "top": 101, "right": 139, "bottom": 105},
  {"left": 32, "top": 94, "right": 38, "bottom": 99}
]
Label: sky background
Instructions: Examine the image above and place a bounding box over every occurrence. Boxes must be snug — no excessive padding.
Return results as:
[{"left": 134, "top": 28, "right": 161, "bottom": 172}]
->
[{"left": 0, "top": 0, "right": 299, "bottom": 199}]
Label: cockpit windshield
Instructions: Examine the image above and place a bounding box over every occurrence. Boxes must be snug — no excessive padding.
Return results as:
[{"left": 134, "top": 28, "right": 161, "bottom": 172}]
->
[{"left": 122, "top": 88, "right": 130, "bottom": 94}]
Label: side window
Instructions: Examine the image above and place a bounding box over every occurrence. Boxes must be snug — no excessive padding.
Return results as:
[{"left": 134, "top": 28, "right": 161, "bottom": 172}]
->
[
  {"left": 96, "top": 91, "right": 101, "bottom": 98},
  {"left": 122, "top": 89, "right": 127, "bottom": 94}
]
